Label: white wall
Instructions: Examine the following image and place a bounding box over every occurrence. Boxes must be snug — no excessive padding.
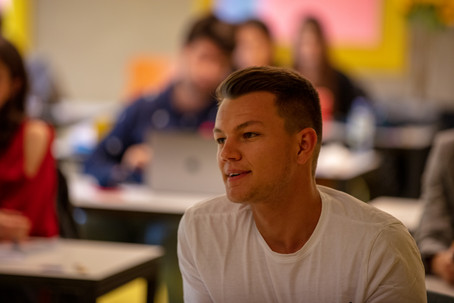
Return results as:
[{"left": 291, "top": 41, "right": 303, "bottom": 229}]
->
[{"left": 32, "top": 0, "right": 194, "bottom": 102}]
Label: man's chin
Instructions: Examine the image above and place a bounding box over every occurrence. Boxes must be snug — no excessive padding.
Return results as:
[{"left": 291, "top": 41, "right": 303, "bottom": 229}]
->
[{"left": 226, "top": 192, "right": 248, "bottom": 204}]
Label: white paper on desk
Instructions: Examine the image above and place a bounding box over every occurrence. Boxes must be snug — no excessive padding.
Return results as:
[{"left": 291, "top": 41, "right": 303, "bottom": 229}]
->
[
  {"left": 0, "top": 238, "right": 58, "bottom": 261},
  {"left": 0, "top": 243, "right": 25, "bottom": 261}
]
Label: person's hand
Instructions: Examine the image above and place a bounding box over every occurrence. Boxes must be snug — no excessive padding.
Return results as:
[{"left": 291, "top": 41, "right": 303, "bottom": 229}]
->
[
  {"left": 432, "top": 244, "right": 454, "bottom": 284},
  {"left": 0, "top": 209, "right": 31, "bottom": 242},
  {"left": 121, "top": 144, "right": 152, "bottom": 171}
]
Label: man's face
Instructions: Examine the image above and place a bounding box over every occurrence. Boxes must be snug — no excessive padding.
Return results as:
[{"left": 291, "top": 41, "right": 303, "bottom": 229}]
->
[
  {"left": 183, "top": 38, "right": 232, "bottom": 94},
  {"left": 214, "top": 91, "right": 300, "bottom": 204}
]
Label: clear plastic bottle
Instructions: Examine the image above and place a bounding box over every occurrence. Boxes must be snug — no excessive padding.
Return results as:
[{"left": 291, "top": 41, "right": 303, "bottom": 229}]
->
[{"left": 346, "top": 97, "right": 376, "bottom": 152}]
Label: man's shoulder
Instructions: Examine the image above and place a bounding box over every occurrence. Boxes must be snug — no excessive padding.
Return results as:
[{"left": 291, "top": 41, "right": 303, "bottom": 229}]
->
[{"left": 319, "top": 185, "right": 402, "bottom": 227}]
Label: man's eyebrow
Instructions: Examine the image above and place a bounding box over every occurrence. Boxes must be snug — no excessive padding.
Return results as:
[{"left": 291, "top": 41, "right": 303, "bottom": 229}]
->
[{"left": 213, "top": 120, "right": 264, "bottom": 134}]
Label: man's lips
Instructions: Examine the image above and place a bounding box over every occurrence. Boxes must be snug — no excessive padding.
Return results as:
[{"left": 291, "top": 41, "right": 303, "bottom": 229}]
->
[{"left": 225, "top": 170, "right": 251, "bottom": 180}]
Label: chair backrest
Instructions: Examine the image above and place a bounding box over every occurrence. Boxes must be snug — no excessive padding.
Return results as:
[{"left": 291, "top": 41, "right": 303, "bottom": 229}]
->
[
  {"left": 56, "top": 168, "right": 79, "bottom": 238},
  {"left": 427, "top": 290, "right": 454, "bottom": 303}
]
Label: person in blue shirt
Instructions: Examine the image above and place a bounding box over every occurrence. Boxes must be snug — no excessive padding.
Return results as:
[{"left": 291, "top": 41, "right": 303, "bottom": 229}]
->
[
  {"left": 81, "top": 14, "right": 235, "bottom": 303},
  {"left": 84, "top": 14, "right": 235, "bottom": 188}
]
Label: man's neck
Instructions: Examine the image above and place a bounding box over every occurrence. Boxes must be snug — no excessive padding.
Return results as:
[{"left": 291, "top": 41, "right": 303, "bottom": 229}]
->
[{"left": 251, "top": 183, "right": 322, "bottom": 254}]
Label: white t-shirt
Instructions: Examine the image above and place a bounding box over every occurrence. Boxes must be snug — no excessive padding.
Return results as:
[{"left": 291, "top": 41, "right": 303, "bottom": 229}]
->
[{"left": 178, "top": 186, "right": 426, "bottom": 303}]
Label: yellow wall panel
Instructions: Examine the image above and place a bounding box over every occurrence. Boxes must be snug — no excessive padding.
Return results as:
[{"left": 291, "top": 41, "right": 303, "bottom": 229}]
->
[
  {"left": 331, "top": 0, "right": 408, "bottom": 74},
  {"left": 2, "top": 0, "right": 32, "bottom": 54}
]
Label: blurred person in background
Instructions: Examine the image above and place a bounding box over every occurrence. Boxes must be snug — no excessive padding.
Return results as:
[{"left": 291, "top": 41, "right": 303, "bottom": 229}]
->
[
  {"left": 84, "top": 14, "right": 235, "bottom": 188},
  {"left": 233, "top": 18, "right": 275, "bottom": 69},
  {"left": 0, "top": 14, "right": 63, "bottom": 127},
  {"left": 0, "top": 36, "right": 59, "bottom": 240},
  {"left": 0, "top": 32, "right": 61, "bottom": 303},
  {"left": 82, "top": 14, "right": 235, "bottom": 303},
  {"left": 416, "top": 129, "right": 454, "bottom": 284},
  {"left": 293, "top": 16, "right": 367, "bottom": 123}
]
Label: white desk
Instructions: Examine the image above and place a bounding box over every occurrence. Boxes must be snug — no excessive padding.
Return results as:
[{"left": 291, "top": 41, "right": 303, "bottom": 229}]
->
[
  {"left": 323, "top": 120, "right": 436, "bottom": 150},
  {"left": 316, "top": 143, "right": 381, "bottom": 180},
  {"left": 369, "top": 196, "right": 424, "bottom": 232},
  {"left": 0, "top": 237, "right": 163, "bottom": 302},
  {"left": 69, "top": 174, "right": 216, "bottom": 215},
  {"left": 375, "top": 124, "right": 436, "bottom": 150}
]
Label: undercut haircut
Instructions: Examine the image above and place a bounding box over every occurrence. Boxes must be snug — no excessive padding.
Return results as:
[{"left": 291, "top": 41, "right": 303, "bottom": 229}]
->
[{"left": 216, "top": 66, "right": 322, "bottom": 173}]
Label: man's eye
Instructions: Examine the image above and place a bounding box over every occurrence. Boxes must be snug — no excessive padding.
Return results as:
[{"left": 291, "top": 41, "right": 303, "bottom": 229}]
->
[
  {"left": 243, "top": 132, "right": 258, "bottom": 139},
  {"left": 216, "top": 137, "right": 226, "bottom": 144}
]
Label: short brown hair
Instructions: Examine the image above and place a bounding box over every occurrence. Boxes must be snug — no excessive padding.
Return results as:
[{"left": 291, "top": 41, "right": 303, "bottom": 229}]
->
[
  {"left": 216, "top": 66, "right": 322, "bottom": 173},
  {"left": 184, "top": 14, "right": 235, "bottom": 56}
]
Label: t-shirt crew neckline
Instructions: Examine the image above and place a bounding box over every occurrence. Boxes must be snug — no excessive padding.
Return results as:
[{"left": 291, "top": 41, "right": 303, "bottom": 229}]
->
[{"left": 253, "top": 189, "right": 329, "bottom": 263}]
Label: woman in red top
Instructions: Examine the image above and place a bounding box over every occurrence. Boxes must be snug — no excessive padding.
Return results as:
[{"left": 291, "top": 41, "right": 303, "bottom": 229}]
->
[{"left": 0, "top": 36, "right": 58, "bottom": 240}]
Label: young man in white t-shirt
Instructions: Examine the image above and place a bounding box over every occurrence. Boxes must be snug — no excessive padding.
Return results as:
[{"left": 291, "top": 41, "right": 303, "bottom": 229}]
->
[{"left": 177, "top": 66, "right": 426, "bottom": 302}]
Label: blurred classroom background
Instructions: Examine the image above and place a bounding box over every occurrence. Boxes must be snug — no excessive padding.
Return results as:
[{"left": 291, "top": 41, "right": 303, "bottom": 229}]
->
[
  {"left": 8, "top": 0, "right": 454, "bottom": 121},
  {"left": 26, "top": 0, "right": 453, "bottom": 199},
  {"left": 2, "top": 0, "right": 454, "bottom": 302}
]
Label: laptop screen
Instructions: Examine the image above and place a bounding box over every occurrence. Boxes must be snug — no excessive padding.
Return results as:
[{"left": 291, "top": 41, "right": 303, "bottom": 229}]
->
[{"left": 144, "top": 130, "right": 225, "bottom": 194}]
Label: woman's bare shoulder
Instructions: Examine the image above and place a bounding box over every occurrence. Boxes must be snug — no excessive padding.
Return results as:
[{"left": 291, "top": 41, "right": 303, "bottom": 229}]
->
[{"left": 24, "top": 119, "right": 53, "bottom": 177}]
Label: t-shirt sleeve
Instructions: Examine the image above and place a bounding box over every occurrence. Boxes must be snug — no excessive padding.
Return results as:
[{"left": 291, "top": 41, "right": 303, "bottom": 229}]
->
[
  {"left": 364, "top": 223, "right": 427, "bottom": 303},
  {"left": 177, "top": 212, "right": 213, "bottom": 303}
]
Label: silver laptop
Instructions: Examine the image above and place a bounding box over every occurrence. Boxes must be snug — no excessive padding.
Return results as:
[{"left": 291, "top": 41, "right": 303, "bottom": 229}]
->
[{"left": 145, "top": 130, "right": 225, "bottom": 194}]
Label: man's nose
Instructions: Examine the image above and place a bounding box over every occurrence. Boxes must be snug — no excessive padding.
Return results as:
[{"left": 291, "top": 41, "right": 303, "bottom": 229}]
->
[{"left": 219, "top": 139, "right": 241, "bottom": 161}]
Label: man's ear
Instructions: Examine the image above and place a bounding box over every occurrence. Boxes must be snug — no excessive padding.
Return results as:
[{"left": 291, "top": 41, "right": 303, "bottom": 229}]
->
[{"left": 296, "top": 128, "right": 318, "bottom": 165}]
